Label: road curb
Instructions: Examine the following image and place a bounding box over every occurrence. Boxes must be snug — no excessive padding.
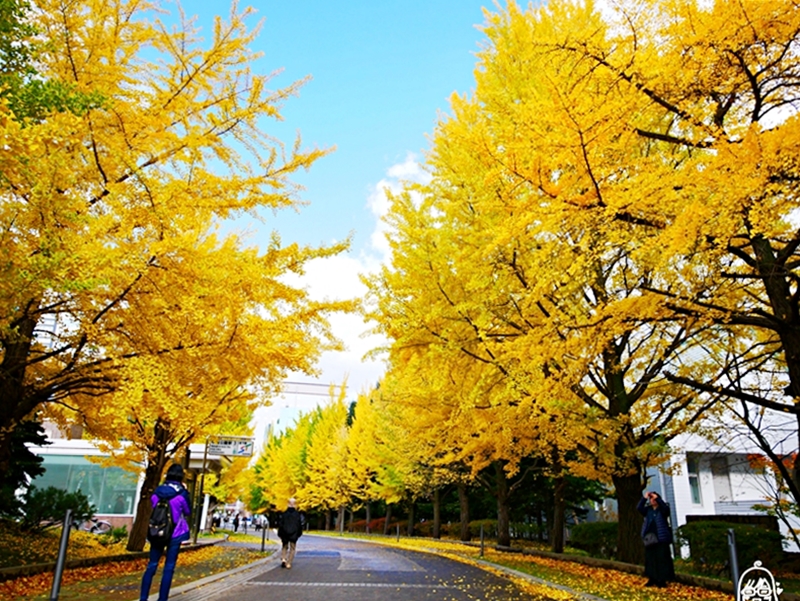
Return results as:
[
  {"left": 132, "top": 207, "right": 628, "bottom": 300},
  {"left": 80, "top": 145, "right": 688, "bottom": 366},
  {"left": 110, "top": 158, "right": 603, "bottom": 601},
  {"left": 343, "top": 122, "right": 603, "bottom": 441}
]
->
[
  {"left": 145, "top": 550, "right": 278, "bottom": 601},
  {"left": 472, "top": 559, "right": 609, "bottom": 601}
]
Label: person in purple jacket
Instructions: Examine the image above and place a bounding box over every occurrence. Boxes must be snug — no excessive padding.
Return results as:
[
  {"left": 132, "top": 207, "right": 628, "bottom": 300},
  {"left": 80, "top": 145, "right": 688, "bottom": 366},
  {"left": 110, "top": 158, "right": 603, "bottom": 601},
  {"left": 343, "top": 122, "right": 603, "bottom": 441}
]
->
[{"left": 139, "top": 463, "right": 192, "bottom": 601}]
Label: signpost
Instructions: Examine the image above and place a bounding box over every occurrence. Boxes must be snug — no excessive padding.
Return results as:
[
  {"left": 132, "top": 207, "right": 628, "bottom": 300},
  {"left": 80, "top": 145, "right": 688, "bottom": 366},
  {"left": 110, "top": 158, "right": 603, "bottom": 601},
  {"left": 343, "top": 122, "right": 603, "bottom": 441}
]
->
[
  {"left": 208, "top": 436, "right": 254, "bottom": 457},
  {"left": 193, "top": 435, "right": 255, "bottom": 543}
]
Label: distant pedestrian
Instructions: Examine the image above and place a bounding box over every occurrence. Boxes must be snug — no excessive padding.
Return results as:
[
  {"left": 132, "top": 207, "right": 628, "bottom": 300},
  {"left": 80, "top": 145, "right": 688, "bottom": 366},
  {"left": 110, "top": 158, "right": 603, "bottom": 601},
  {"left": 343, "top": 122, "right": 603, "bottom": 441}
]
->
[
  {"left": 139, "top": 464, "right": 191, "bottom": 601},
  {"left": 637, "top": 490, "right": 674, "bottom": 588},
  {"left": 278, "top": 498, "right": 303, "bottom": 569},
  {"left": 233, "top": 514, "right": 240, "bottom": 532}
]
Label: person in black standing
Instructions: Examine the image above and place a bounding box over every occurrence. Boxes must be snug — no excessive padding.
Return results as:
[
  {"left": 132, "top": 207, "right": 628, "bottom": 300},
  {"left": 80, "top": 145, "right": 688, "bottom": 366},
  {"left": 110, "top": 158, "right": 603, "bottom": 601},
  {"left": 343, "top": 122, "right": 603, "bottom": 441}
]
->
[
  {"left": 278, "top": 498, "right": 303, "bottom": 569},
  {"left": 637, "top": 490, "right": 675, "bottom": 588}
]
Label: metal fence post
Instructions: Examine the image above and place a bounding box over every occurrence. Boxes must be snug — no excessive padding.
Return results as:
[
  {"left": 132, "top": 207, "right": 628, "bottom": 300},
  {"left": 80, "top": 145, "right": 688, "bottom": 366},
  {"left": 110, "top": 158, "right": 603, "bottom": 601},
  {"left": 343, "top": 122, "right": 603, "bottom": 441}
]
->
[
  {"left": 728, "top": 528, "right": 740, "bottom": 601},
  {"left": 480, "top": 523, "right": 485, "bottom": 557},
  {"left": 261, "top": 522, "right": 267, "bottom": 552},
  {"left": 49, "top": 509, "right": 72, "bottom": 601}
]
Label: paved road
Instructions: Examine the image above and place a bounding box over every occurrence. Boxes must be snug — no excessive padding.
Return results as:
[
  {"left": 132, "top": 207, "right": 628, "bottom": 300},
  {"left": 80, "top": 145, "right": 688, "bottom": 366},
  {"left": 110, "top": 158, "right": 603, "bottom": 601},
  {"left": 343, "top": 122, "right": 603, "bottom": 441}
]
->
[{"left": 176, "top": 534, "right": 554, "bottom": 601}]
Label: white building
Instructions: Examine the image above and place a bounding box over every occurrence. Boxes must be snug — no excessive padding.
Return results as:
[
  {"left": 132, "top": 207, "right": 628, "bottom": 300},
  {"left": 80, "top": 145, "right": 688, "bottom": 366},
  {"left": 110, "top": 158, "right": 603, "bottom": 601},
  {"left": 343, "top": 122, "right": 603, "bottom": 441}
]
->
[{"left": 648, "top": 429, "right": 798, "bottom": 553}]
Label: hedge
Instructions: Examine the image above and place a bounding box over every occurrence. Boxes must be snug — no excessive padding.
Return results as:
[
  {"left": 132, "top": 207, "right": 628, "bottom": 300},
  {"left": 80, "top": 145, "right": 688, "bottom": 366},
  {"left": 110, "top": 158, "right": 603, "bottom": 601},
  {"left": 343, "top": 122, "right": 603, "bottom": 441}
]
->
[
  {"left": 677, "top": 520, "right": 784, "bottom": 575},
  {"left": 569, "top": 522, "right": 618, "bottom": 559}
]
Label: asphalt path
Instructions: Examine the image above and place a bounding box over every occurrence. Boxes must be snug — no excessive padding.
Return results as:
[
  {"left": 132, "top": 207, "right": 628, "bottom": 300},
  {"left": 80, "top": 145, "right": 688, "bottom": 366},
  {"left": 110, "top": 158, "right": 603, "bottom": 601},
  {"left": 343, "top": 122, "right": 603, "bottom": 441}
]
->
[{"left": 178, "top": 534, "right": 555, "bottom": 601}]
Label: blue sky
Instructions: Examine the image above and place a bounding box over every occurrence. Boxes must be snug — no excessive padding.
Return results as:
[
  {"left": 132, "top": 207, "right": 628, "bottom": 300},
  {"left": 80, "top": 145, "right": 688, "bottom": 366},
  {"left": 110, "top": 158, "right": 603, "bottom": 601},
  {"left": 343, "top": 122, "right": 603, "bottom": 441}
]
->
[
  {"left": 240, "top": 0, "right": 490, "bottom": 250},
  {"left": 191, "top": 1, "right": 494, "bottom": 436}
]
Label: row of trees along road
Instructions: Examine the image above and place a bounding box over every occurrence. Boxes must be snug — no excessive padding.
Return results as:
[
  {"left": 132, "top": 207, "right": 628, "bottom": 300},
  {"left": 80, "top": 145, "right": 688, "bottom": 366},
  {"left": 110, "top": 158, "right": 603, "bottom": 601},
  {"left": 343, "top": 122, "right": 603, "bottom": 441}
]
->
[
  {"left": 0, "top": 0, "right": 354, "bottom": 551},
  {"left": 363, "top": 0, "right": 800, "bottom": 564},
  {"left": 250, "top": 385, "right": 605, "bottom": 542}
]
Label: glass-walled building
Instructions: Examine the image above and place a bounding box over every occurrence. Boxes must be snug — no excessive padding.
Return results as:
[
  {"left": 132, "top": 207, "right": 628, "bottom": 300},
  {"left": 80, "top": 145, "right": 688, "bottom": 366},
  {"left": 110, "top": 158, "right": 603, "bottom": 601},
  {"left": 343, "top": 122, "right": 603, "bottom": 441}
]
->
[
  {"left": 31, "top": 453, "right": 139, "bottom": 516},
  {"left": 31, "top": 424, "right": 230, "bottom": 532},
  {"left": 30, "top": 433, "right": 145, "bottom": 528}
]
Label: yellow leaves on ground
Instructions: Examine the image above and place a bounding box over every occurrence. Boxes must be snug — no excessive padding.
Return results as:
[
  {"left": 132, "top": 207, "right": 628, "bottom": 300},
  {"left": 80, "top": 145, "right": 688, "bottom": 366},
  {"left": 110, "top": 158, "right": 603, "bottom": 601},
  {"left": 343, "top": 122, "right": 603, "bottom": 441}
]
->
[
  {"left": 1, "top": 560, "right": 145, "bottom": 600},
  {"left": 493, "top": 552, "right": 731, "bottom": 601},
  {"left": 0, "top": 544, "right": 256, "bottom": 600},
  {"left": 0, "top": 529, "right": 127, "bottom": 569},
  {"left": 345, "top": 535, "right": 733, "bottom": 601}
]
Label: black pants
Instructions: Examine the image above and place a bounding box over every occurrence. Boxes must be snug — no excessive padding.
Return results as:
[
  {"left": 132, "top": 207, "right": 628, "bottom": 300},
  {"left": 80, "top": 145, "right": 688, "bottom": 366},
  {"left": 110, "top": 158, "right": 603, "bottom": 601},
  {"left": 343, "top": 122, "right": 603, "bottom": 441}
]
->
[{"left": 644, "top": 541, "right": 675, "bottom": 585}]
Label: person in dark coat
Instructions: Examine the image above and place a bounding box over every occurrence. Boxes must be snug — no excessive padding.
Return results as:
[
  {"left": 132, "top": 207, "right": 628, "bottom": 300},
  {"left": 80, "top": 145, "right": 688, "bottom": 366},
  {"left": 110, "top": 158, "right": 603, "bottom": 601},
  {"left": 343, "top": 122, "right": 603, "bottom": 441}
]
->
[
  {"left": 139, "top": 463, "right": 192, "bottom": 601},
  {"left": 233, "top": 514, "right": 240, "bottom": 532},
  {"left": 637, "top": 490, "right": 675, "bottom": 588},
  {"left": 277, "top": 498, "right": 303, "bottom": 569}
]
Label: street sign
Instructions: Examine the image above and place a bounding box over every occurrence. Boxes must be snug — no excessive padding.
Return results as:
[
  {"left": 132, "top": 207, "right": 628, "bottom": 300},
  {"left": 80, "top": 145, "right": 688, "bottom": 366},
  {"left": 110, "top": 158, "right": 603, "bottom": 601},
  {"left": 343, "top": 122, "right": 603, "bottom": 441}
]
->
[{"left": 208, "top": 436, "right": 255, "bottom": 457}]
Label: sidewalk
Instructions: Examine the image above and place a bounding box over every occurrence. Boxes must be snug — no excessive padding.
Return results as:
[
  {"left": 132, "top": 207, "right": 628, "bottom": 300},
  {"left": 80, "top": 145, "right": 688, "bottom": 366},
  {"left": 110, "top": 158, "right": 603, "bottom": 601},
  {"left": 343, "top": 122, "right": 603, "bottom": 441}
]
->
[{"left": 141, "top": 540, "right": 278, "bottom": 601}]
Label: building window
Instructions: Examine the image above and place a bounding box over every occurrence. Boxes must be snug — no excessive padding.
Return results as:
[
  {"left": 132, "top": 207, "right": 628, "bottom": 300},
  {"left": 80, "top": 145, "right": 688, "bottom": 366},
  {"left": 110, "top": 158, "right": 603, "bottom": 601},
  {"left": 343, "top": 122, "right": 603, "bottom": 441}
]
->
[
  {"left": 31, "top": 455, "right": 138, "bottom": 515},
  {"left": 687, "top": 453, "right": 702, "bottom": 504}
]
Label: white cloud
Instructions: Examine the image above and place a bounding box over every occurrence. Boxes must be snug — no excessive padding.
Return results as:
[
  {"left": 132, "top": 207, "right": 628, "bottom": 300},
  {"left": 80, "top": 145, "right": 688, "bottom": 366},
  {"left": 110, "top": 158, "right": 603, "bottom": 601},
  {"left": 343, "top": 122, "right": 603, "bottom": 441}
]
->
[
  {"left": 367, "top": 153, "right": 430, "bottom": 260},
  {"left": 289, "top": 253, "right": 365, "bottom": 301},
  {"left": 285, "top": 253, "right": 384, "bottom": 392},
  {"left": 387, "top": 155, "right": 429, "bottom": 180},
  {"left": 254, "top": 156, "right": 428, "bottom": 445}
]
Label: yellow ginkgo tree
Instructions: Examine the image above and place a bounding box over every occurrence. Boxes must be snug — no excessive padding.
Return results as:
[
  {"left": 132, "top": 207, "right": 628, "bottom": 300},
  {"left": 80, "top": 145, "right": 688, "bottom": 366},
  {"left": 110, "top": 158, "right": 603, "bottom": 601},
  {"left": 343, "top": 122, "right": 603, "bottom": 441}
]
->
[
  {"left": 253, "top": 411, "right": 318, "bottom": 515},
  {"left": 365, "top": 0, "right": 750, "bottom": 563},
  {"left": 0, "top": 0, "right": 352, "bottom": 513},
  {"left": 297, "top": 391, "right": 351, "bottom": 529},
  {"left": 568, "top": 0, "right": 800, "bottom": 513}
]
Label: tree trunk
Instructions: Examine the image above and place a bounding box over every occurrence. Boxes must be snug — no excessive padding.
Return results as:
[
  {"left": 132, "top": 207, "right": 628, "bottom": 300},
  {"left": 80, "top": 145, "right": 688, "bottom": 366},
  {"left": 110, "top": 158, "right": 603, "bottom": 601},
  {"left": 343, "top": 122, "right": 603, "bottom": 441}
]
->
[
  {"left": 458, "top": 482, "right": 470, "bottom": 541},
  {"left": 432, "top": 488, "right": 441, "bottom": 539},
  {"left": 127, "top": 460, "right": 165, "bottom": 551},
  {"left": 126, "top": 422, "right": 173, "bottom": 552},
  {"left": 325, "top": 509, "right": 332, "bottom": 531},
  {"left": 550, "top": 475, "right": 566, "bottom": 553},
  {"left": 613, "top": 472, "right": 645, "bottom": 564},
  {"left": 536, "top": 510, "right": 544, "bottom": 542},
  {"left": 383, "top": 504, "right": 392, "bottom": 535},
  {"left": 365, "top": 501, "right": 371, "bottom": 533},
  {"left": 338, "top": 505, "right": 345, "bottom": 533},
  {"left": 0, "top": 313, "right": 38, "bottom": 481},
  {"left": 495, "top": 462, "right": 511, "bottom": 547},
  {"left": 406, "top": 499, "right": 415, "bottom": 536}
]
